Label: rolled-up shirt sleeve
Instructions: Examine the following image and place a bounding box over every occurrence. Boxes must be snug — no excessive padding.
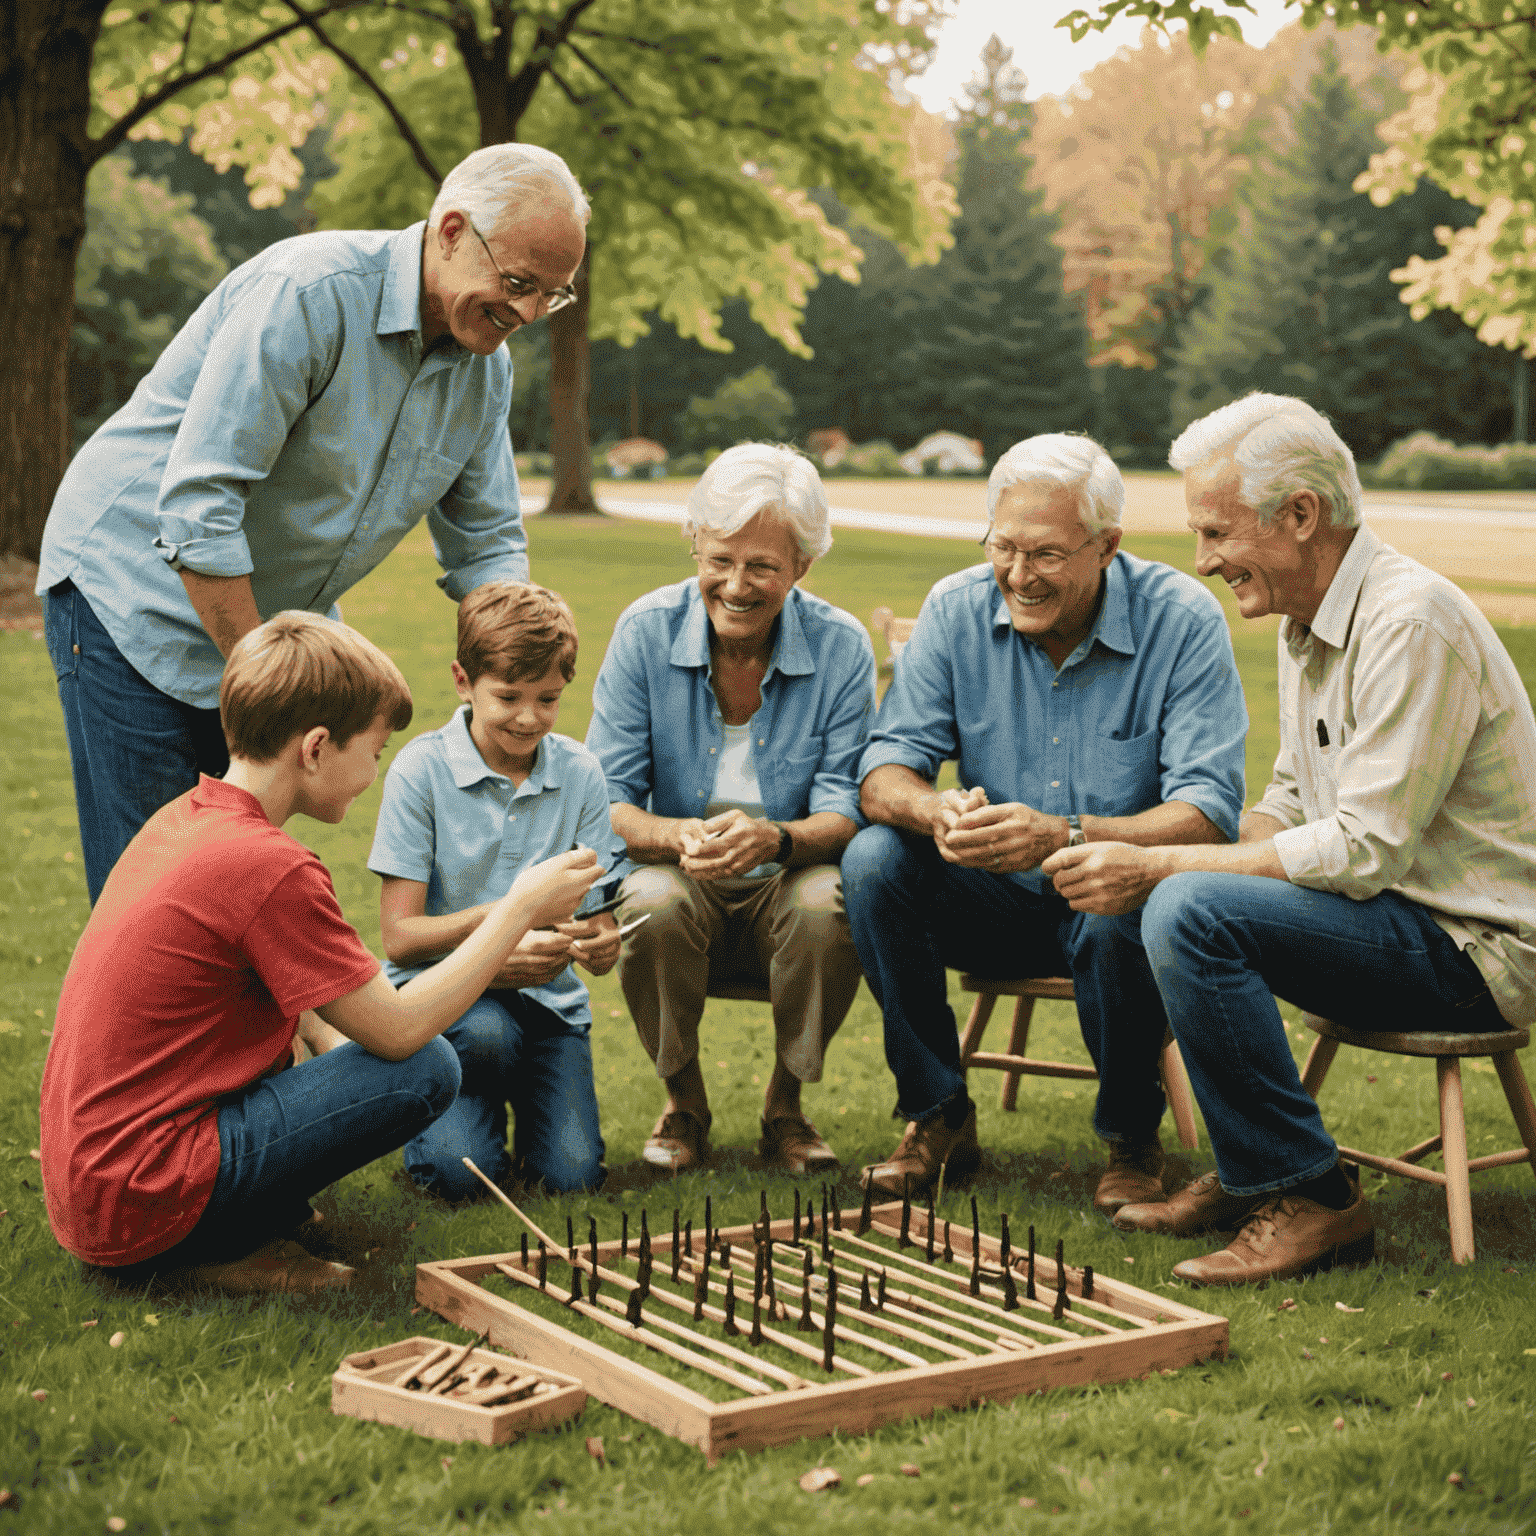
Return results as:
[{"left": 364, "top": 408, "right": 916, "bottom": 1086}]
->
[
  {"left": 1274, "top": 620, "right": 1481, "bottom": 898},
  {"left": 858, "top": 593, "right": 959, "bottom": 785},
  {"left": 586, "top": 617, "right": 657, "bottom": 809},
  {"left": 1153, "top": 603, "right": 1247, "bottom": 841},
  {"left": 153, "top": 276, "right": 338, "bottom": 579},
  {"left": 806, "top": 629, "right": 877, "bottom": 823},
  {"left": 430, "top": 363, "right": 529, "bottom": 598},
  {"left": 1252, "top": 743, "right": 1307, "bottom": 830}
]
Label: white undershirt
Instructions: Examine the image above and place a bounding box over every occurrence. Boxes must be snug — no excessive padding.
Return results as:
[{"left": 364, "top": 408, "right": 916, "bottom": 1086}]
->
[{"left": 706, "top": 722, "right": 778, "bottom": 878}]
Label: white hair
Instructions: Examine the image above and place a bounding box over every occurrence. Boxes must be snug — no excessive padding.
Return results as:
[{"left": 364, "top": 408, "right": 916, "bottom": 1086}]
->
[
  {"left": 427, "top": 143, "right": 590, "bottom": 236},
  {"left": 986, "top": 433, "right": 1125, "bottom": 537},
  {"left": 1168, "top": 394, "right": 1362, "bottom": 529},
  {"left": 683, "top": 443, "right": 832, "bottom": 561}
]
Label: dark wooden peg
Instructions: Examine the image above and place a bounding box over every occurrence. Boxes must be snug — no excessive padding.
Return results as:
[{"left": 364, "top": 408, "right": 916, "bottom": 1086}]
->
[
  {"left": 877, "top": 1268, "right": 888, "bottom": 1310},
  {"left": 621, "top": 1211, "right": 629, "bottom": 1260},
  {"left": 899, "top": 1175, "right": 912, "bottom": 1247},
  {"left": 1001, "top": 1265, "right": 1018, "bottom": 1312},
  {"left": 859, "top": 1272, "right": 874, "bottom": 1313},
  {"left": 692, "top": 1263, "right": 707, "bottom": 1321},
  {"left": 1053, "top": 1239, "right": 1069, "bottom": 1320},
  {"left": 1026, "top": 1224, "right": 1037, "bottom": 1302},
  {"left": 625, "top": 1287, "right": 643, "bottom": 1326},
  {"left": 822, "top": 1265, "right": 838, "bottom": 1372},
  {"left": 857, "top": 1173, "right": 873, "bottom": 1235},
  {"left": 1083, "top": 1264, "right": 1094, "bottom": 1301},
  {"left": 520, "top": 1232, "right": 529, "bottom": 1271},
  {"left": 537, "top": 1239, "right": 547, "bottom": 1290},
  {"left": 793, "top": 1187, "right": 802, "bottom": 1244},
  {"left": 798, "top": 1249, "right": 816, "bottom": 1332},
  {"left": 671, "top": 1209, "right": 681, "bottom": 1282},
  {"left": 722, "top": 1272, "right": 738, "bottom": 1336},
  {"left": 942, "top": 1220, "right": 953, "bottom": 1265},
  {"left": 925, "top": 1193, "right": 936, "bottom": 1263}
]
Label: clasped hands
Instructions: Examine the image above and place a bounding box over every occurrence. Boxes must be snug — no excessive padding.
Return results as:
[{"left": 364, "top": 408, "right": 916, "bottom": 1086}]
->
[
  {"left": 677, "top": 808, "right": 782, "bottom": 880},
  {"left": 494, "top": 846, "right": 618, "bottom": 985}
]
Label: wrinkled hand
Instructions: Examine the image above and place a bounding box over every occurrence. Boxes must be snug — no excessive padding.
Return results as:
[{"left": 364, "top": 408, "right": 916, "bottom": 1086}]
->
[
  {"left": 939, "top": 800, "right": 1066, "bottom": 873},
  {"left": 560, "top": 911, "right": 621, "bottom": 977},
  {"left": 508, "top": 846, "right": 603, "bottom": 929},
  {"left": 492, "top": 928, "right": 576, "bottom": 988},
  {"left": 1042, "top": 842, "right": 1167, "bottom": 915},
  {"left": 679, "top": 808, "right": 781, "bottom": 880},
  {"left": 929, "top": 785, "right": 988, "bottom": 844}
]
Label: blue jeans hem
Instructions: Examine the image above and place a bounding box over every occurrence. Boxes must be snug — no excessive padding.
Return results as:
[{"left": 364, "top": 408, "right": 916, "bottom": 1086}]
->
[{"left": 1218, "top": 1146, "right": 1344, "bottom": 1199}]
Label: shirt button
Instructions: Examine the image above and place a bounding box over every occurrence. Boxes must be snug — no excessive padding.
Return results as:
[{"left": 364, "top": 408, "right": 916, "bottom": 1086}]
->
[
  {"left": 73, "top": 644, "right": 81, "bottom": 654},
  {"left": 758, "top": 738, "right": 765, "bottom": 746},
  {"left": 698, "top": 791, "right": 705, "bottom": 798},
  {"left": 1052, "top": 737, "right": 1059, "bottom": 744},
  {"left": 1050, "top": 780, "right": 1060, "bottom": 788},
  {"left": 709, "top": 748, "right": 716, "bottom": 755}
]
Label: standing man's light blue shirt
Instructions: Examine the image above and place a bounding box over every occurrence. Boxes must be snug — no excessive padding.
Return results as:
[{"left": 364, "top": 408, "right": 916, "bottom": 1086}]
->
[
  {"left": 861, "top": 553, "right": 1247, "bottom": 890},
  {"left": 38, "top": 222, "right": 528, "bottom": 708},
  {"left": 584, "top": 578, "right": 876, "bottom": 831},
  {"left": 367, "top": 712, "right": 624, "bottom": 1030}
]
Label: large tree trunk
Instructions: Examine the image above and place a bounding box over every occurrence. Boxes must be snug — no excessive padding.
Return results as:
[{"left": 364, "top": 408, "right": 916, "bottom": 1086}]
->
[
  {"left": 545, "top": 243, "right": 600, "bottom": 513},
  {"left": 0, "top": 2, "right": 104, "bottom": 561}
]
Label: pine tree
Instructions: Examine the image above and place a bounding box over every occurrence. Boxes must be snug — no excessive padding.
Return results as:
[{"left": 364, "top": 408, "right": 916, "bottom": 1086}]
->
[{"left": 1169, "top": 41, "right": 1512, "bottom": 460}]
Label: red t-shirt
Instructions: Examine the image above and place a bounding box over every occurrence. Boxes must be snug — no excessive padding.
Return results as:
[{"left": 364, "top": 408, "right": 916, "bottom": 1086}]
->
[{"left": 40, "top": 777, "right": 381, "bottom": 1266}]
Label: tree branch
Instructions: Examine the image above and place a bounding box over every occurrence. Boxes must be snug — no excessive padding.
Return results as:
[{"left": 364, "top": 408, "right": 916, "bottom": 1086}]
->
[
  {"left": 564, "top": 38, "right": 635, "bottom": 109},
  {"left": 283, "top": 0, "right": 445, "bottom": 186},
  {"left": 545, "top": 64, "right": 589, "bottom": 109}
]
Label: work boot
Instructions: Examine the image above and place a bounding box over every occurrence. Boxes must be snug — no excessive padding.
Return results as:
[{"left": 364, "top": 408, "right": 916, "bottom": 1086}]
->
[
  {"left": 1092, "top": 1139, "right": 1165, "bottom": 1216},
  {"left": 1114, "top": 1170, "right": 1263, "bottom": 1235},
  {"left": 861, "top": 1101, "right": 980, "bottom": 1198},
  {"left": 1172, "top": 1187, "right": 1375, "bottom": 1287}
]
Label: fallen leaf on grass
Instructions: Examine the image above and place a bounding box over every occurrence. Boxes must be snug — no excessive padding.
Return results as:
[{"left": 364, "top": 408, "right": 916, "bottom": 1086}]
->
[
  {"left": 1441, "top": 1372, "right": 1454, "bottom": 1381},
  {"left": 143, "top": 1314, "right": 158, "bottom": 1327},
  {"left": 856, "top": 1474, "right": 875, "bottom": 1488},
  {"left": 1155, "top": 1408, "right": 1188, "bottom": 1422},
  {"left": 1300, "top": 1350, "right": 1314, "bottom": 1360},
  {"left": 1335, "top": 1302, "right": 1364, "bottom": 1313},
  {"left": 107, "top": 1520, "right": 126, "bottom": 1533},
  {"left": 31, "top": 1390, "right": 46, "bottom": 1403},
  {"left": 899, "top": 1463, "right": 920, "bottom": 1478},
  {"left": 1121, "top": 1256, "right": 1135, "bottom": 1264},
  {"left": 109, "top": 1331, "right": 126, "bottom": 1348},
  {"left": 1365, "top": 1075, "right": 1377, "bottom": 1084},
  {"left": 800, "top": 1467, "right": 840, "bottom": 1493},
  {"left": 1286, "top": 1426, "right": 1303, "bottom": 1433},
  {"left": 585, "top": 1436, "right": 606, "bottom": 1468},
  {"left": 1278, "top": 1298, "right": 1297, "bottom": 1311},
  {"left": 28, "top": 1149, "right": 41, "bottom": 1161},
  {"left": 1333, "top": 1417, "right": 1345, "bottom": 1431},
  {"left": 1018, "top": 1498, "right": 1038, "bottom": 1509},
  {"left": 1448, "top": 1472, "right": 1465, "bottom": 1488},
  {"left": 0, "top": 1491, "right": 18, "bottom": 1511},
  {"left": 1524, "top": 1349, "right": 1536, "bottom": 1357},
  {"left": 1254, "top": 1453, "right": 1269, "bottom": 1478},
  {"left": 1318, "top": 1336, "right": 1329, "bottom": 1344},
  {"left": 1466, "top": 1398, "right": 1477, "bottom": 1408},
  {"left": 80, "top": 1319, "right": 98, "bottom": 1329}
]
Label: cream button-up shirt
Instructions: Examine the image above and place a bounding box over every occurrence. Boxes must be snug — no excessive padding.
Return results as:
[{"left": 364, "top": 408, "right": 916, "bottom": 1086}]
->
[{"left": 1255, "top": 525, "right": 1536, "bottom": 1026}]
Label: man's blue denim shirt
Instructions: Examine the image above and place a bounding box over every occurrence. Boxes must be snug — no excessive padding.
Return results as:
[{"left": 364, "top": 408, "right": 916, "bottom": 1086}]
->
[
  {"left": 860, "top": 553, "right": 1247, "bottom": 889},
  {"left": 38, "top": 222, "right": 527, "bottom": 708},
  {"left": 585, "top": 578, "right": 877, "bottom": 837}
]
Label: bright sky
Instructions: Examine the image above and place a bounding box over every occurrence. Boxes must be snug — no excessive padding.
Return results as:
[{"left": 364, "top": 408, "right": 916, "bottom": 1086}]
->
[{"left": 911, "top": 0, "right": 1298, "bottom": 110}]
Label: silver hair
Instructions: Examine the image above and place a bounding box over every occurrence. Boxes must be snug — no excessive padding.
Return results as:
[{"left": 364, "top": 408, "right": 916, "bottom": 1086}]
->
[
  {"left": 986, "top": 433, "right": 1125, "bottom": 537},
  {"left": 427, "top": 143, "right": 590, "bottom": 236},
  {"left": 1168, "top": 394, "right": 1362, "bottom": 529},
  {"left": 683, "top": 443, "right": 832, "bottom": 561}
]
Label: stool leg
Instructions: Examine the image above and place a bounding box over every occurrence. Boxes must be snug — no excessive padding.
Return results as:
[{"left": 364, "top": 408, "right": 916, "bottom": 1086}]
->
[
  {"left": 958, "top": 993, "right": 996, "bottom": 1070},
  {"left": 1436, "top": 1058, "right": 1475, "bottom": 1265},
  {"left": 1492, "top": 1050, "right": 1536, "bottom": 1183},
  {"left": 1000, "top": 998, "right": 1037, "bottom": 1113},
  {"left": 1160, "top": 1038, "right": 1200, "bottom": 1151},
  {"left": 1300, "top": 1036, "right": 1340, "bottom": 1099}
]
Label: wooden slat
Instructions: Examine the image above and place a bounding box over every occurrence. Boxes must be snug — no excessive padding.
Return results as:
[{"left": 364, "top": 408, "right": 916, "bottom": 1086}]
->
[
  {"left": 959, "top": 975, "right": 1077, "bottom": 1001},
  {"left": 961, "top": 1051, "right": 1098, "bottom": 1081}
]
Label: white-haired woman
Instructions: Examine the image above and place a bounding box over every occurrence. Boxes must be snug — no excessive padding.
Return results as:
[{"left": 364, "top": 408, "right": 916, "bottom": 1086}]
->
[
  {"left": 585, "top": 443, "right": 876, "bottom": 1173},
  {"left": 38, "top": 143, "right": 587, "bottom": 903}
]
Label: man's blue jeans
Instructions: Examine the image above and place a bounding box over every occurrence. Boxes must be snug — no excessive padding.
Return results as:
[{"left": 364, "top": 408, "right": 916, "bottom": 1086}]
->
[
  {"left": 403, "top": 990, "right": 606, "bottom": 1198},
  {"left": 842, "top": 824, "right": 1172, "bottom": 1143},
  {"left": 1141, "top": 873, "right": 1507, "bottom": 1196},
  {"left": 100, "top": 1037, "right": 461, "bottom": 1277},
  {"left": 43, "top": 580, "right": 227, "bottom": 903}
]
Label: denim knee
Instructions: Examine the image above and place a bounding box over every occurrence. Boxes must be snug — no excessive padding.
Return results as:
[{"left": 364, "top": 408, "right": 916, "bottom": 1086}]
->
[
  {"left": 413, "top": 1035, "right": 463, "bottom": 1119},
  {"left": 1141, "top": 872, "right": 1216, "bottom": 964},
  {"left": 444, "top": 995, "right": 520, "bottom": 1074},
  {"left": 841, "top": 823, "right": 911, "bottom": 908},
  {"left": 523, "top": 1129, "right": 606, "bottom": 1194}
]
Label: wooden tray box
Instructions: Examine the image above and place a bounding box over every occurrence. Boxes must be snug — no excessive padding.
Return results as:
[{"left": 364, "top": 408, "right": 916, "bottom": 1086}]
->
[{"left": 331, "top": 1335, "right": 586, "bottom": 1446}]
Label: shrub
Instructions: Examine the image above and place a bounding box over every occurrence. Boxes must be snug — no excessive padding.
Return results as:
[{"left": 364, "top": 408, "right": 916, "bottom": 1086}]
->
[
  {"left": 1369, "top": 432, "right": 1536, "bottom": 491},
  {"left": 675, "top": 366, "right": 794, "bottom": 450},
  {"left": 823, "top": 440, "right": 906, "bottom": 477}
]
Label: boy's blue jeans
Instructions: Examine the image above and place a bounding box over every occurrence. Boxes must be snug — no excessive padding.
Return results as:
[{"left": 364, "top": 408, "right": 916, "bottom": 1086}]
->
[
  {"left": 404, "top": 990, "right": 606, "bottom": 1198},
  {"left": 99, "top": 1037, "right": 461, "bottom": 1277},
  {"left": 841, "top": 824, "right": 1172, "bottom": 1143},
  {"left": 1141, "top": 872, "right": 1507, "bottom": 1196},
  {"left": 43, "top": 580, "right": 227, "bottom": 904}
]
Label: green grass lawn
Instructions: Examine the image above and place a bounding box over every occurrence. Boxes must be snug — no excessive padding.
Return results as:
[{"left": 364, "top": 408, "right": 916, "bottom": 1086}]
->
[{"left": 3, "top": 517, "right": 1534, "bottom": 1533}]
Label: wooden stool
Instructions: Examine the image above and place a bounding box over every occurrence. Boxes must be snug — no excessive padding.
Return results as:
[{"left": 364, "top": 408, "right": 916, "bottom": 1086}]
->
[
  {"left": 957, "top": 975, "right": 1201, "bottom": 1149},
  {"left": 1300, "top": 1015, "right": 1536, "bottom": 1264}
]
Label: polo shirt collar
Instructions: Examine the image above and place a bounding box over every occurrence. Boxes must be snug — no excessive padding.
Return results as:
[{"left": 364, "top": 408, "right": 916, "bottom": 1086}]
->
[
  {"left": 443, "top": 705, "right": 562, "bottom": 792},
  {"left": 378, "top": 222, "right": 427, "bottom": 338},
  {"left": 192, "top": 774, "right": 269, "bottom": 819},
  {"left": 670, "top": 582, "right": 816, "bottom": 678},
  {"left": 1283, "top": 523, "right": 1381, "bottom": 653},
  {"left": 990, "top": 552, "right": 1135, "bottom": 661}
]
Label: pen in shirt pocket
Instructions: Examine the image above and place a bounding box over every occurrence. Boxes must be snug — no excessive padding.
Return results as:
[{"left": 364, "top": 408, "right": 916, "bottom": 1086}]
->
[{"left": 1316, "top": 719, "right": 1330, "bottom": 749}]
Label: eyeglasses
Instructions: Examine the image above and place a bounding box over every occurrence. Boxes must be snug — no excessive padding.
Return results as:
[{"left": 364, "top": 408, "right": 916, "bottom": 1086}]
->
[
  {"left": 980, "top": 532, "right": 1098, "bottom": 575},
  {"left": 466, "top": 219, "right": 578, "bottom": 318}
]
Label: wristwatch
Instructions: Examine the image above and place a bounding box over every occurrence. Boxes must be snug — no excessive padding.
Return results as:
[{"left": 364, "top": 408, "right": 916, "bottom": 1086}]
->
[
  {"left": 1066, "top": 814, "right": 1087, "bottom": 848},
  {"left": 773, "top": 822, "right": 794, "bottom": 865}
]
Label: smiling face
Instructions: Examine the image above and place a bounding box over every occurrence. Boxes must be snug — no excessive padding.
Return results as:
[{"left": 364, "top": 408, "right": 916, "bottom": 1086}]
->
[
  {"left": 1185, "top": 460, "right": 1308, "bottom": 622},
  {"left": 421, "top": 207, "right": 586, "bottom": 354},
  {"left": 988, "top": 482, "right": 1118, "bottom": 662},
  {"left": 454, "top": 658, "right": 569, "bottom": 779},
  {"left": 303, "top": 715, "right": 394, "bottom": 824},
  {"left": 692, "top": 514, "right": 812, "bottom": 655}
]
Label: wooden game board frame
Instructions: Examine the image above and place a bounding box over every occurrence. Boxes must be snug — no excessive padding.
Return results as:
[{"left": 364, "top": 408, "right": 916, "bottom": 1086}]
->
[{"left": 416, "top": 1201, "right": 1228, "bottom": 1463}]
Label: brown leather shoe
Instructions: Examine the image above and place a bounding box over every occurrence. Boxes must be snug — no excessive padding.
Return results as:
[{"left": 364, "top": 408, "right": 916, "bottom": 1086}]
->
[
  {"left": 1114, "top": 1170, "right": 1262, "bottom": 1235},
  {"left": 759, "top": 1114, "right": 839, "bottom": 1175},
  {"left": 181, "top": 1239, "right": 356, "bottom": 1296},
  {"left": 1092, "top": 1140, "right": 1165, "bottom": 1216},
  {"left": 1171, "top": 1188, "right": 1375, "bottom": 1287},
  {"left": 644, "top": 1108, "right": 712, "bottom": 1171},
  {"left": 861, "top": 1103, "right": 980, "bottom": 1198}
]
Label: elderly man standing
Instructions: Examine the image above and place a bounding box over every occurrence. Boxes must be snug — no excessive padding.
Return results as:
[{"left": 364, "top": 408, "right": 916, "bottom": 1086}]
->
[
  {"left": 843, "top": 433, "right": 1247, "bottom": 1202},
  {"left": 38, "top": 143, "right": 588, "bottom": 902},
  {"left": 1045, "top": 394, "right": 1536, "bottom": 1285}
]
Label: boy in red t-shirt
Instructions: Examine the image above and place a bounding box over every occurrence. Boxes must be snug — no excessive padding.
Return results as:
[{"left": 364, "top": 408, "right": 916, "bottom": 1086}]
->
[{"left": 40, "top": 611, "right": 600, "bottom": 1295}]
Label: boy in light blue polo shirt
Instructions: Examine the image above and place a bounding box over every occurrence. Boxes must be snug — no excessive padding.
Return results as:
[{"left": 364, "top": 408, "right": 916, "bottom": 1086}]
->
[{"left": 368, "top": 582, "right": 622, "bottom": 1196}]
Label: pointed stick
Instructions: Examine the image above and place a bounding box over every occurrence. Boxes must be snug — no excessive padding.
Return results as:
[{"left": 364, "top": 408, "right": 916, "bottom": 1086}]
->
[
  {"left": 859, "top": 1272, "right": 875, "bottom": 1313},
  {"left": 1000, "top": 1213, "right": 1012, "bottom": 1270},
  {"left": 832, "top": 1195, "right": 842, "bottom": 1233},
  {"left": 590, "top": 1216, "right": 599, "bottom": 1271},
  {"left": 568, "top": 1260, "right": 583, "bottom": 1305},
  {"left": 685, "top": 1218, "right": 693, "bottom": 1259},
  {"left": 925, "top": 1193, "right": 936, "bottom": 1263},
  {"left": 969, "top": 1245, "right": 981, "bottom": 1297},
  {"left": 899, "top": 1175, "right": 912, "bottom": 1247},
  {"left": 537, "top": 1239, "right": 547, "bottom": 1290},
  {"left": 793, "top": 1188, "right": 802, "bottom": 1244},
  {"left": 1001, "top": 1264, "right": 1019, "bottom": 1312},
  {"left": 704, "top": 1194, "right": 712, "bottom": 1253},
  {"left": 693, "top": 1262, "right": 708, "bottom": 1322},
  {"left": 750, "top": 1246, "right": 765, "bottom": 1345},
  {"left": 760, "top": 1188, "right": 770, "bottom": 1235},
  {"left": 798, "top": 1249, "right": 816, "bottom": 1332},
  {"left": 942, "top": 1220, "right": 953, "bottom": 1265},
  {"left": 1084, "top": 1264, "right": 1094, "bottom": 1301},
  {"left": 820, "top": 1189, "right": 831, "bottom": 1262},
  {"left": 722, "top": 1272, "right": 739, "bottom": 1336},
  {"left": 520, "top": 1232, "right": 529, "bottom": 1271},
  {"left": 423, "top": 1330, "right": 490, "bottom": 1393},
  {"left": 671, "top": 1209, "right": 681, "bottom": 1282},
  {"left": 971, "top": 1195, "right": 980, "bottom": 1259},
  {"left": 625, "top": 1286, "right": 643, "bottom": 1326},
  {"left": 621, "top": 1211, "right": 629, "bottom": 1260},
  {"left": 857, "top": 1173, "right": 873, "bottom": 1235},
  {"left": 822, "top": 1265, "right": 838, "bottom": 1371},
  {"left": 640, "top": 1209, "right": 651, "bottom": 1266},
  {"left": 1053, "top": 1239, "right": 1069, "bottom": 1320},
  {"left": 804, "top": 1193, "right": 815, "bottom": 1241},
  {"left": 763, "top": 1237, "right": 776, "bottom": 1307},
  {"left": 877, "top": 1269, "right": 888, "bottom": 1311},
  {"left": 1027, "top": 1225, "right": 1037, "bottom": 1302}
]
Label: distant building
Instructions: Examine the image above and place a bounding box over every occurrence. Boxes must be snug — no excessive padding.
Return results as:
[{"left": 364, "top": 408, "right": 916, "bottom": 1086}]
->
[
  {"left": 805, "top": 427, "right": 853, "bottom": 468},
  {"left": 898, "top": 432, "right": 985, "bottom": 476},
  {"left": 606, "top": 438, "right": 669, "bottom": 478}
]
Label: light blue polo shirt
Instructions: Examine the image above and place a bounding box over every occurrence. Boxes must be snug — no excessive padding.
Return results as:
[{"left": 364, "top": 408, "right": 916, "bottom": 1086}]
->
[
  {"left": 860, "top": 553, "right": 1247, "bottom": 891},
  {"left": 367, "top": 710, "right": 624, "bottom": 1028},
  {"left": 38, "top": 222, "right": 527, "bottom": 709}
]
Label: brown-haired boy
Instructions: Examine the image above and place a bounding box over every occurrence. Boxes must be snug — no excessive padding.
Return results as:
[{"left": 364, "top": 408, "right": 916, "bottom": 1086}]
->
[
  {"left": 369, "top": 582, "right": 623, "bottom": 1197},
  {"left": 40, "top": 612, "right": 600, "bottom": 1294}
]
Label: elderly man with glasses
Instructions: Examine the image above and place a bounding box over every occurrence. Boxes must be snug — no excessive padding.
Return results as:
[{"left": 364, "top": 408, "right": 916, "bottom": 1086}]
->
[
  {"left": 841, "top": 433, "right": 1247, "bottom": 1207},
  {"left": 38, "top": 143, "right": 586, "bottom": 903}
]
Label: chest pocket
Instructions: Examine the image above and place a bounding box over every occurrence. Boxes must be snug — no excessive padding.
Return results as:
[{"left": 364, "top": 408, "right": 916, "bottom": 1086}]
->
[
  {"left": 1079, "top": 729, "right": 1161, "bottom": 818},
  {"left": 406, "top": 448, "right": 465, "bottom": 517},
  {"left": 758, "top": 736, "right": 823, "bottom": 821}
]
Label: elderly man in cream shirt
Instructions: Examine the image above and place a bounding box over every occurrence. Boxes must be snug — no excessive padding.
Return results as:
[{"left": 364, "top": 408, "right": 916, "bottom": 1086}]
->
[{"left": 1041, "top": 393, "right": 1536, "bottom": 1287}]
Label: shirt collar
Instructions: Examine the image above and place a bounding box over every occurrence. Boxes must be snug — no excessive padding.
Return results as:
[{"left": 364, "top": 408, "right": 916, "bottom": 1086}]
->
[
  {"left": 990, "top": 553, "right": 1135, "bottom": 661},
  {"left": 378, "top": 222, "right": 427, "bottom": 338},
  {"left": 443, "top": 705, "right": 561, "bottom": 792},
  {"left": 192, "top": 774, "right": 270, "bottom": 819},
  {"left": 1282, "top": 523, "right": 1381, "bottom": 653},
  {"left": 670, "top": 582, "right": 816, "bottom": 678}
]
